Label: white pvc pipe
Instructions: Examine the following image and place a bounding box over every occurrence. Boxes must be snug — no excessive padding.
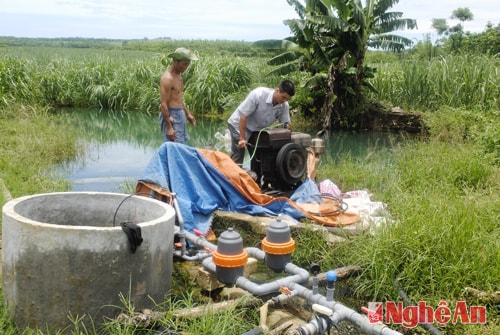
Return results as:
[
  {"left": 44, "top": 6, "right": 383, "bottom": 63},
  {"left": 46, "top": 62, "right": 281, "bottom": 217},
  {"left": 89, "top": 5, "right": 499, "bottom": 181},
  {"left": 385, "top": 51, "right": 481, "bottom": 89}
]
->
[
  {"left": 178, "top": 227, "right": 403, "bottom": 335},
  {"left": 287, "top": 282, "right": 402, "bottom": 335}
]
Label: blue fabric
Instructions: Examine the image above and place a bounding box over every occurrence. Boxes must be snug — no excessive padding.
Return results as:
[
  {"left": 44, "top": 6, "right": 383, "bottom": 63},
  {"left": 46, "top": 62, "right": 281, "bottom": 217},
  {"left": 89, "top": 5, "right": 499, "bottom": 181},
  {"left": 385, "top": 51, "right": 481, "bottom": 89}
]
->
[
  {"left": 289, "top": 177, "right": 323, "bottom": 203},
  {"left": 139, "top": 142, "right": 306, "bottom": 234}
]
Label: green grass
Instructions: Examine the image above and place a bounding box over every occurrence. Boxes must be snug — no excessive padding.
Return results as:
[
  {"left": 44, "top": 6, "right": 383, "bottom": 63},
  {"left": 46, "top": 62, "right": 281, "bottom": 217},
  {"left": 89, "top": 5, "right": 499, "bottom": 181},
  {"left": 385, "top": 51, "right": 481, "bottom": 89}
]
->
[
  {"left": 312, "top": 112, "right": 499, "bottom": 335},
  {"left": 0, "top": 105, "right": 80, "bottom": 198},
  {"left": 326, "top": 140, "right": 499, "bottom": 299}
]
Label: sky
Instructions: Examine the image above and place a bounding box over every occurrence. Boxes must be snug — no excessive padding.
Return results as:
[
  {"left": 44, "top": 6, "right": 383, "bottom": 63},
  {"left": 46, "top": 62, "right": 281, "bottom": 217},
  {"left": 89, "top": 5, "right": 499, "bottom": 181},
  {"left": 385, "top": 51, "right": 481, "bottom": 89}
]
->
[{"left": 0, "top": 0, "right": 498, "bottom": 42}]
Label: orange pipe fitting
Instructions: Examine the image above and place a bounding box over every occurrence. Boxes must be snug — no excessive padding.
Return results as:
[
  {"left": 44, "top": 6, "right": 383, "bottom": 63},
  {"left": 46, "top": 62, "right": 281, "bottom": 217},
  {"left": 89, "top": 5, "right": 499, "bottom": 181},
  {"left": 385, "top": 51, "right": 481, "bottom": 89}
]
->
[
  {"left": 212, "top": 250, "right": 248, "bottom": 268},
  {"left": 261, "top": 237, "right": 295, "bottom": 255}
]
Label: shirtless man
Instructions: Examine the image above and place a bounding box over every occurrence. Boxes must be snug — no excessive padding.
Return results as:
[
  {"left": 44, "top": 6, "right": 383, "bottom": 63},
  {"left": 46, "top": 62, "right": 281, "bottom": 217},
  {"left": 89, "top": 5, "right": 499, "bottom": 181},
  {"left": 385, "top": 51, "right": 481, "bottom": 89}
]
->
[{"left": 159, "top": 47, "right": 198, "bottom": 143}]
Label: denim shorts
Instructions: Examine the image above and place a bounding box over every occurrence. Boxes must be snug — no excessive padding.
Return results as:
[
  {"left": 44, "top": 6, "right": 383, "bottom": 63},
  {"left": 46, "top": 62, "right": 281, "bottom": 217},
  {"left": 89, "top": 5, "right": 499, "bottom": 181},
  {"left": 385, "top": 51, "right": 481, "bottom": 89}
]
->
[{"left": 159, "top": 108, "right": 188, "bottom": 144}]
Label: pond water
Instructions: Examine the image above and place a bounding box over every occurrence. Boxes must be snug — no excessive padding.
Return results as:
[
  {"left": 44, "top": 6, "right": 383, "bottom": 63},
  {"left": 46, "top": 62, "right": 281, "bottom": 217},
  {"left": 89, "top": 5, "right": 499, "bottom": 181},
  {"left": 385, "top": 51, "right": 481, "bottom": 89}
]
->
[{"left": 55, "top": 109, "right": 409, "bottom": 192}]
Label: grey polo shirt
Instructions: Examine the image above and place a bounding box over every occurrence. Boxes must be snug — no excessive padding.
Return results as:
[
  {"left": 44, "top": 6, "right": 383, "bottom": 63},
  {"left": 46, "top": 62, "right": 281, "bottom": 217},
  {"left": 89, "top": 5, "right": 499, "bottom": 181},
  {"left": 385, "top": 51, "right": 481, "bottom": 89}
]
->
[{"left": 228, "top": 87, "right": 290, "bottom": 139}]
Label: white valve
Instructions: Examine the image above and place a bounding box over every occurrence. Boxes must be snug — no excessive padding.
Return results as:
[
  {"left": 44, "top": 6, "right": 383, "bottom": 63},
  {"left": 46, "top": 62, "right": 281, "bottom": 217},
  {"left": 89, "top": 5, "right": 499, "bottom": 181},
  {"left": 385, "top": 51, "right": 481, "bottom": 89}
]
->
[{"left": 312, "top": 303, "right": 333, "bottom": 316}]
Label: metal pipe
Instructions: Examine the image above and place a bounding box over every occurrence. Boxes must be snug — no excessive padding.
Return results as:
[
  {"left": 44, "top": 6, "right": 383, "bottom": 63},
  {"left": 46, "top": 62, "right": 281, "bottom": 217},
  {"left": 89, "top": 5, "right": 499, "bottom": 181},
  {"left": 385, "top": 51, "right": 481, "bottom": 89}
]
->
[{"left": 170, "top": 193, "right": 187, "bottom": 256}]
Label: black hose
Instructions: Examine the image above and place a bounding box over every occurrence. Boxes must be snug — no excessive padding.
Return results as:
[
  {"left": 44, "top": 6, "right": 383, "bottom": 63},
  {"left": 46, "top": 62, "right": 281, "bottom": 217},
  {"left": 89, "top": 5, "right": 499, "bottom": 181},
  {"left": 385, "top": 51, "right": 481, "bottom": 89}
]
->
[
  {"left": 394, "top": 280, "right": 444, "bottom": 335},
  {"left": 112, "top": 192, "right": 157, "bottom": 226}
]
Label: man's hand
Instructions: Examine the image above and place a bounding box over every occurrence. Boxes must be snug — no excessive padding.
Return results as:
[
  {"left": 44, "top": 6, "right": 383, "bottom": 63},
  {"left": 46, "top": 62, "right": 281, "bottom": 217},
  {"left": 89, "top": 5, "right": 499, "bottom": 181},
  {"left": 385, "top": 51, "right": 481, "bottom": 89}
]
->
[
  {"left": 166, "top": 127, "right": 176, "bottom": 141},
  {"left": 238, "top": 139, "right": 247, "bottom": 148},
  {"left": 187, "top": 113, "right": 196, "bottom": 126}
]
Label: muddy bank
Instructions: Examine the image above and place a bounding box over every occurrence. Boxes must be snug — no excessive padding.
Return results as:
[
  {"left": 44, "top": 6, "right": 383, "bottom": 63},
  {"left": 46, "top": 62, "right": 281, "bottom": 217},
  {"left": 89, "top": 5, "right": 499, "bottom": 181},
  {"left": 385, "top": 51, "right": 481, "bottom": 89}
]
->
[{"left": 364, "top": 105, "right": 426, "bottom": 133}]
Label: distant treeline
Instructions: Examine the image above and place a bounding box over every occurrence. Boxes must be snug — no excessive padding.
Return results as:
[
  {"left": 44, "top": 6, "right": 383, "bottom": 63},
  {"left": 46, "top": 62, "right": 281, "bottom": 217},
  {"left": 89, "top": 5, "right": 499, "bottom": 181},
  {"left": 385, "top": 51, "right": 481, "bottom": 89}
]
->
[{"left": 0, "top": 36, "right": 281, "bottom": 58}]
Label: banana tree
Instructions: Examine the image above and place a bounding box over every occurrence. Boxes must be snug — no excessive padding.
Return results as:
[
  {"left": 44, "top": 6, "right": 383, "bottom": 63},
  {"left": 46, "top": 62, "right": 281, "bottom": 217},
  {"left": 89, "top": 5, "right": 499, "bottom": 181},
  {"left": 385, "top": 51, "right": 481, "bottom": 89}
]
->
[{"left": 266, "top": 0, "right": 417, "bottom": 129}]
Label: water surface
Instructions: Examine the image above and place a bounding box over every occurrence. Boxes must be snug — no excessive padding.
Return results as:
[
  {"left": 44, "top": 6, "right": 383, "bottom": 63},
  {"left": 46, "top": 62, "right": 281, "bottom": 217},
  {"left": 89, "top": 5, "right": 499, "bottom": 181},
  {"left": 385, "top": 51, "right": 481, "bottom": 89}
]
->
[{"left": 55, "top": 109, "right": 408, "bottom": 192}]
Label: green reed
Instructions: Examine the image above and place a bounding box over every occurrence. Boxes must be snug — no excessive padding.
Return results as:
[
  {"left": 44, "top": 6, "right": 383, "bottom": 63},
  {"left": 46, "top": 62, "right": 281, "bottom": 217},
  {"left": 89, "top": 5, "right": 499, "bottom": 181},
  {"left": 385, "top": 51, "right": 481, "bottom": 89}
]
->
[
  {"left": 369, "top": 54, "right": 499, "bottom": 112},
  {"left": 184, "top": 55, "right": 254, "bottom": 114},
  {"left": 0, "top": 46, "right": 270, "bottom": 115}
]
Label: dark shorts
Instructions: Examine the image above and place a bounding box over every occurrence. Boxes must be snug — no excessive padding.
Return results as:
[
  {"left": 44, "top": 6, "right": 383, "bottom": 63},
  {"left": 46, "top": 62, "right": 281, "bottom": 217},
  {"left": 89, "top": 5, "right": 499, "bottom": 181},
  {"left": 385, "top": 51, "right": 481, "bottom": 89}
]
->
[{"left": 228, "top": 122, "right": 245, "bottom": 165}]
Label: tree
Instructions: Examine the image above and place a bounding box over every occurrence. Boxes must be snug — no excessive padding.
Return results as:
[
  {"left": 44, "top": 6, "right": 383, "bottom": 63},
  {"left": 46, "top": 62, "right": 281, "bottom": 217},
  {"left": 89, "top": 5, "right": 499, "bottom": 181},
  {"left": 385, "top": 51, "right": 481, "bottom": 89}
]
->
[
  {"left": 265, "top": 0, "right": 417, "bottom": 130},
  {"left": 451, "top": 7, "right": 474, "bottom": 23},
  {"left": 432, "top": 7, "right": 474, "bottom": 35},
  {"left": 432, "top": 18, "right": 449, "bottom": 35},
  {"left": 432, "top": 7, "right": 475, "bottom": 52},
  {"left": 462, "top": 22, "right": 500, "bottom": 55}
]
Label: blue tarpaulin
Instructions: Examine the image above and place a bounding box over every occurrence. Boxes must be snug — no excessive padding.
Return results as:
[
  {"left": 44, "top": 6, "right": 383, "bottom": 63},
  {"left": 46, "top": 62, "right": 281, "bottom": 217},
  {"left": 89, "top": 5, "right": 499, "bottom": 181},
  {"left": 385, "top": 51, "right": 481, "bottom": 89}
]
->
[{"left": 138, "top": 142, "right": 312, "bottom": 234}]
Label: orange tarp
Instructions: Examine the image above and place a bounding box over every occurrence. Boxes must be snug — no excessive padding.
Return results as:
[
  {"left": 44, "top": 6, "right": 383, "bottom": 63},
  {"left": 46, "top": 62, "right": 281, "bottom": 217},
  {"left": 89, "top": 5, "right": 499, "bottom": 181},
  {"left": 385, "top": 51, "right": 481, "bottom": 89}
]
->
[{"left": 197, "top": 148, "right": 360, "bottom": 227}]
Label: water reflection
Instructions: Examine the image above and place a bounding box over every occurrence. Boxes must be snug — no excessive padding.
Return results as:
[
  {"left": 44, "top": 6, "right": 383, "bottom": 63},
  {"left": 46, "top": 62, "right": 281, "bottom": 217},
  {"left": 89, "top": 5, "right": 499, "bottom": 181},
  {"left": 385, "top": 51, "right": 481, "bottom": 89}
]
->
[
  {"left": 56, "top": 109, "right": 229, "bottom": 192},
  {"left": 324, "top": 130, "right": 402, "bottom": 163},
  {"left": 55, "top": 109, "right": 410, "bottom": 192},
  {"left": 67, "top": 141, "right": 158, "bottom": 192}
]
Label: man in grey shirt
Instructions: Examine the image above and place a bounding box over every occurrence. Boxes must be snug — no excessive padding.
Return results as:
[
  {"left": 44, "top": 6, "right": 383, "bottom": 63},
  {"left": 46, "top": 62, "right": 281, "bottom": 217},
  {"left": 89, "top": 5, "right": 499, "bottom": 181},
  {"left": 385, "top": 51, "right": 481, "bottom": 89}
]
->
[{"left": 227, "top": 80, "right": 295, "bottom": 165}]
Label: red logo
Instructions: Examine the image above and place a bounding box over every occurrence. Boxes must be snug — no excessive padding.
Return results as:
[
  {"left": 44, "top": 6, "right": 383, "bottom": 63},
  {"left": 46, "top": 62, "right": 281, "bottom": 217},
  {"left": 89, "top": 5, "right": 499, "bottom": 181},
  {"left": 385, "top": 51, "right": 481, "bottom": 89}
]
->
[{"left": 365, "top": 301, "right": 487, "bottom": 328}]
